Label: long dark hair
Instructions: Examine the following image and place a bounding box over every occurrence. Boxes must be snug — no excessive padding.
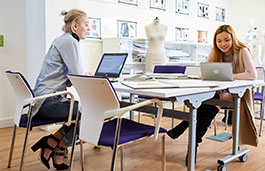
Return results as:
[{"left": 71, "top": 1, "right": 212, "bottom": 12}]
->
[{"left": 212, "top": 25, "right": 248, "bottom": 62}]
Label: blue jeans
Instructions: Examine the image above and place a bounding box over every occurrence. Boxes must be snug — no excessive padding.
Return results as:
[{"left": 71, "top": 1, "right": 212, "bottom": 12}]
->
[{"left": 34, "top": 96, "right": 79, "bottom": 146}]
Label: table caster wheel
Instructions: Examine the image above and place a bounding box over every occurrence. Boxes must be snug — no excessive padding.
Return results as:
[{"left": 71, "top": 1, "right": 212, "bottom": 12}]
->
[
  {"left": 239, "top": 154, "right": 248, "bottom": 162},
  {"left": 217, "top": 164, "right": 226, "bottom": 171}
]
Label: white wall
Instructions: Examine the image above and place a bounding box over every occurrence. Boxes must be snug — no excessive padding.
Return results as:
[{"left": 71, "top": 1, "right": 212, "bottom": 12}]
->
[
  {"left": 27, "top": 0, "right": 46, "bottom": 85},
  {"left": 0, "top": 0, "right": 28, "bottom": 127},
  {"left": 227, "top": 0, "right": 265, "bottom": 67},
  {"left": 79, "top": 0, "right": 227, "bottom": 42},
  {"left": 227, "top": 0, "right": 265, "bottom": 41}
]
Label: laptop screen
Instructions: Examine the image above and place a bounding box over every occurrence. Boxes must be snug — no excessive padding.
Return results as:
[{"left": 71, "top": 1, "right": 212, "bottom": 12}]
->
[{"left": 95, "top": 53, "right": 128, "bottom": 78}]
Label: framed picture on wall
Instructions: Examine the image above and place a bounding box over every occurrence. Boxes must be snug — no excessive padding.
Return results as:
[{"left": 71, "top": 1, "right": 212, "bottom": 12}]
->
[
  {"left": 216, "top": 7, "right": 225, "bottom": 22},
  {"left": 117, "top": 20, "right": 137, "bottom": 38},
  {"left": 150, "top": 0, "right": 166, "bottom": 11},
  {"left": 176, "top": 0, "right": 189, "bottom": 15},
  {"left": 118, "top": 0, "right": 138, "bottom": 6},
  {"left": 86, "top": 17, "right": 101, "bottom": 39},
  {"left": 175, "top": 27, "right": 189, "bottom": 41},
  {"left": 198, "top": 30, "right": 208, "bottom": 43},
  {"left": 197, "top": 2, "right": 209, "bottom": 18}
]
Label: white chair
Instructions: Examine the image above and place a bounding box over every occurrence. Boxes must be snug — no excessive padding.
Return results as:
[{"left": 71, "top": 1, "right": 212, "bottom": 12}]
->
[
  {"left": 254, "top": 67, "right": 265, "bottom": 136},
  {"left": 5, "top": 70, "right": 74, "bottom": 171},
  {"left": 67, "top": 75, "right": 166, "bottom": 171}
]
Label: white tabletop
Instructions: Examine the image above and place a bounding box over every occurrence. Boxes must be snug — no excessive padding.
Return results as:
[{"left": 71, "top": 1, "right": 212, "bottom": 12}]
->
[{"left": 114, "top": 79, "right": 261, "bottom": 98}]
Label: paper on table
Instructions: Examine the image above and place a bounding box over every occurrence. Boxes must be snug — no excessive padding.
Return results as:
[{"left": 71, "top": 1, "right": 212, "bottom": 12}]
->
[
  {"left": 158, "top": 79, "right": 220, "bottom": 88},
  {"left": 121, "top": 81, "right": 178, "bottom": 89},
  {"left": 146, "top": 73, "right": 187, "bottom": 79},
  {"left": 121, "top": 80, "right": 220, "bottom": 89}
]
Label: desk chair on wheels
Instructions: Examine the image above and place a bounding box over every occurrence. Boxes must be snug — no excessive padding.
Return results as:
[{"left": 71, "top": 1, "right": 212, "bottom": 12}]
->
[
  {"left": 5, "top": 70, "right": 74, "bottom": 171},
  {"left": 68, "top": 75, "right": 166, "bottom": 171},
  {"left": 138, "top": 65, "right": 186, "bottom": 128}
]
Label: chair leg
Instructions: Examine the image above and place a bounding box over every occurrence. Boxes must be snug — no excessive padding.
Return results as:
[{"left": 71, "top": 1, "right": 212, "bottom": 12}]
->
[
  {"left": 171, "top": 102, "right": 174, "bottom": 128},
  {"left": 120, "top": 146, "right": 124, "bottom": 171},
  {"left": 161, "top": 134, "right": 166, "bottom": 171},
  {"left": 7, "top": 125, "right": 17, "bottom": 168},
  {"left": 110, "top": 118, "right": 122, "bottom": 171},
  {"left": 80, "top": 140, "right": 85, "bottom": 171},
  {"left": 69, "top": 111, "right": 81, "bottom": 171},
  {"left": 213, "top": 118, "right": 217, "bottom": 136},
  {"left": 225, "top": 110, "right": 229, "bottom": 130},
  {"left": 259, "top": 101, "right": 265, "bottom": 136},
  {"left": 19, "top": 106, "right": 33, "bottom": 171}
]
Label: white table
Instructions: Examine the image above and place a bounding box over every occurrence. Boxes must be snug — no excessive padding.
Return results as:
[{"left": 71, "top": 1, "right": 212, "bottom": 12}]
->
[{"left": 113, "top": 79, "right": 262, "bottom": 171}]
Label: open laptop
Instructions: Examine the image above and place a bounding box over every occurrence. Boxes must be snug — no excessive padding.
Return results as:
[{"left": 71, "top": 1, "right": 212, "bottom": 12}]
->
[
  {"left": 94, "top": 53, "right": 128, "bottom": 81},
  {"left": 200, "top": 62, "right": 234, "bottom": 81}
]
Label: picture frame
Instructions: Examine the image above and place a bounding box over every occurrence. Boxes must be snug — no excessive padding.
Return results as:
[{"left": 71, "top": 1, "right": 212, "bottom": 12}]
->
[
  {"left": 150, "top": 0, "right": 166, "bottom": 11},
  {"left": 216, "top": 7, "right": 225, "bottom": 22},
  {"left": 175, "top": 27, "right": 189, "bottom": 41},
  {"left": 176, "top": 0, "right": 189, "bottom": 15},
  {"left": 86, "top": 17, "right": 101, "bottom": 39},
  {"left": 198, "top": 30, "right": 208, "bottom": 43},
  {"left": 118, "top": 0, "right": 138, "bottom": 6},
  {"left": 197, "top": 2, "right": 209, "bottom": 19},
  {"left": 117, "top": 20, "right": 137, "bottom": 38}
]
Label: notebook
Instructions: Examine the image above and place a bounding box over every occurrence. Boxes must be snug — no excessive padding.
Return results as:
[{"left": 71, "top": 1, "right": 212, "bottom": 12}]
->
[
  {"left": 200, "top": 62, "right": 234, "bottom": 81},
  {"left": 94, "top": 53, "right": 128, "bottom": 79}
]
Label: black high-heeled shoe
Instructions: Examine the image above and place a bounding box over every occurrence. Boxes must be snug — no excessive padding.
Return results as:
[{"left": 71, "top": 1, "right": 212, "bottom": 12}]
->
[
  {"left": 52, "top": 145, "right": 69, "bottom": 170},
  {"left": 31, "top": 134, "right": 60, "bottom": 169}
]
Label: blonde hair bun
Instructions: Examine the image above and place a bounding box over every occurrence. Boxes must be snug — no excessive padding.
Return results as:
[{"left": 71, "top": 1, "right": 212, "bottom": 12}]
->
[{"left": 61, "top": 9, "right": 86, "bottom": 33}]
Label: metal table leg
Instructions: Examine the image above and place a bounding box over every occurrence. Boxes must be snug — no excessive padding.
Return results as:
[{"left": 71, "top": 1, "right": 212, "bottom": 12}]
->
[
  {"left": 129, "top": 94, "right": 135, "bottom": 120},
  {"left": 217, "top": 94, "right": 250, "bottom": 168}
]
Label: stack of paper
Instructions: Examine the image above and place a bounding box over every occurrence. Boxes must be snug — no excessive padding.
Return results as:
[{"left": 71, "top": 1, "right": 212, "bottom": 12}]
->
[
  {"left": 121, "top": 81, "right": 177, "bottom": 89},
  {"left": 121, "top": 79, "right": 220, "bottom": 89}
]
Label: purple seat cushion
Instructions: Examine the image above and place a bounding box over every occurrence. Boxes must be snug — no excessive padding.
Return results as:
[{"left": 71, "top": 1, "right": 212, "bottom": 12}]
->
[
  {"left": 19, "top": 114, "right": 67, "bottom": 128},
  {"left": 254, "top": 92, "right": 264, "bottom": 101},
  {"left": 98, "top": 118, "right": 167, "bottom": 146},
  {"left": 139, "top": 65, "right": 185, "bottom": 100},
  {"left": 154, "top": 65, "right": 186, "bottom": 74}
]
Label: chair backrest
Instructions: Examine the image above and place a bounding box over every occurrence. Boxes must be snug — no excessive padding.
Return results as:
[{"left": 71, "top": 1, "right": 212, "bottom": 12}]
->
[
  {"left": 185, "top": 65, "right": 201, "bottom": 76},
  {"left": 5, "top": 70, "right": 34, "bottom": 126},
  {"left": 256, "top": 67, "right": 265, "bottom": 81},
  {"left": 68, "top": 75, "right": 120, "bottom": 145},
  {"left": 154, "top": 65, "right": 186, "bottom": 74}
]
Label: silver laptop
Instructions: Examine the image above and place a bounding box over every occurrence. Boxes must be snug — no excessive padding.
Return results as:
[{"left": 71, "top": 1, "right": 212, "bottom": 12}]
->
[
  {"left": 200, "top": 62, "right": 234, "bottom": 81},
  {"left": 94, "top": 53, "right": 128, "bottom": 80}
]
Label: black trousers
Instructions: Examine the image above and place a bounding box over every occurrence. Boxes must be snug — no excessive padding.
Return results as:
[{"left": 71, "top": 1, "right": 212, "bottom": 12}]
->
[
  {"left": 33, "top": 96, "right": 79, "bottom": 146},
  {"left": 169, "top": 104, "right": 219, "bottom": 146}
]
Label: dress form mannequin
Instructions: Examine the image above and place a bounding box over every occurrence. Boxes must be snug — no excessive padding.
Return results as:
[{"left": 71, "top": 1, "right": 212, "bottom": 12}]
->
[{"left": 145, "top": 17, "right": 168, "bottom": 72}]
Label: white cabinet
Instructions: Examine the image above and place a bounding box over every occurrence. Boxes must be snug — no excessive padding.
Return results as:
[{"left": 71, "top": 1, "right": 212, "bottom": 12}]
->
[{"left": 102, "top": 37, "right": 212, "bottom": 73}]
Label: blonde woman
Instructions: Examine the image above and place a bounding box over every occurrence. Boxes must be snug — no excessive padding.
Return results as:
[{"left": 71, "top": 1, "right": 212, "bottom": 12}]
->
[
  {"left": 167, "top": 25, "right": 258, "bottom": 165},
  {"left": 31, "top": 9, "right": 89, "bottom": 170}
]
